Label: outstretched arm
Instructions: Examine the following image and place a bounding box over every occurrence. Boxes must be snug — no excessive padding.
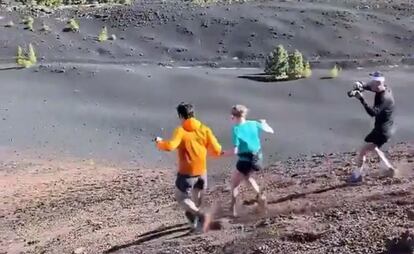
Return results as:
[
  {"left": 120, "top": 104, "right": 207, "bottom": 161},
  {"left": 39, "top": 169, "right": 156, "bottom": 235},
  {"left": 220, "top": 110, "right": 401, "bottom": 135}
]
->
[
  {"left": 221, "top": 128, "right": 240, "bottom": 157},
  {"left": 156, "top": 128, "right": 183, "bottom": 151},
  {"left": 206, "top": 129, "right": 222, "bottom": 157},
  {"left": 259, "top": 120, "right": 274, "bottom": 134}
]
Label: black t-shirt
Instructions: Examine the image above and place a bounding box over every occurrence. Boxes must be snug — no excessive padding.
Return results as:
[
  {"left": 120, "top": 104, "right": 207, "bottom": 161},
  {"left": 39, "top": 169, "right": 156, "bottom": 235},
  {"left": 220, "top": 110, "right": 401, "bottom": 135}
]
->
[{"left": 359, "top": 87, "right": 395, "bottom": 134}]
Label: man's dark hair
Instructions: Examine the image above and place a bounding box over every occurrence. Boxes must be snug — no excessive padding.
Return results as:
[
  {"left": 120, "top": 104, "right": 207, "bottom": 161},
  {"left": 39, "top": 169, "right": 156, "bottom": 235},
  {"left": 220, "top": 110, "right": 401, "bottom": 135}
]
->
[{"left": 176, "top": 103, "right": 195, "bottom": 119}]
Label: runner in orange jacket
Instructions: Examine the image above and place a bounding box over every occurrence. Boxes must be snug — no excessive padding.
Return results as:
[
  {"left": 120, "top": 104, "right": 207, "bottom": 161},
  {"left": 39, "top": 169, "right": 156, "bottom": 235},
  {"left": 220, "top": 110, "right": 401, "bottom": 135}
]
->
[{"left": 155, "top": 102, "right": 222, "bottom": 232}]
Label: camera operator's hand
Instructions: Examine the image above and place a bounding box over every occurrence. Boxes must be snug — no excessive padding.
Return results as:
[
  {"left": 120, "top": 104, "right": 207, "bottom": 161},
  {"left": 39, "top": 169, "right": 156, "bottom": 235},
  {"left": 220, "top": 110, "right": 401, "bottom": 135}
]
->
[
  {"left": 354, "top": 91, "right": 363, "bottom": 100},
  {"left": 353, "top": 81, "right": 364, "bottom": 91}
]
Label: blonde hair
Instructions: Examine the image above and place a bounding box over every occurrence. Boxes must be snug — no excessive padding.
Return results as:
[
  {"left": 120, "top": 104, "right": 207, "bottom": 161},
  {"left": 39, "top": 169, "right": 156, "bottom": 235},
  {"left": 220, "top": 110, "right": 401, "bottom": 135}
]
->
[{"left": 231, "top": 104, "right": 248, "bottom": 118}]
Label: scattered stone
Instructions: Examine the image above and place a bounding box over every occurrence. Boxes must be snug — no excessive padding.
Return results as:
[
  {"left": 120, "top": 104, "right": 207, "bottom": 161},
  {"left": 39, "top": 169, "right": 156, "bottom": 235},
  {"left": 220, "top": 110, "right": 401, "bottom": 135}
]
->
[
  {"left": 73, "top": 247, "right": 85, "bottom": 254},
  {"left": 54, "top": 69, "right": 65, "bottom": 73},
  {"left": 110, "top": 34, "right": 117, "bottom": 41},
  {"left": 4, "top": 21, "right": 14, "bottom": 28}
]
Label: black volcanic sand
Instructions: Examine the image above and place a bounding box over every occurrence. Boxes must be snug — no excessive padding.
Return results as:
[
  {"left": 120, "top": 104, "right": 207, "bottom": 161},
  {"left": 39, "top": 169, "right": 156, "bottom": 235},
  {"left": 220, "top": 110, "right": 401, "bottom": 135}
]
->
[
  {"left": 0, "top": 64, "right": 413, "bottom": 171},
  {"left": 0, "top": 0, "right": 413, "bottom": 67}
]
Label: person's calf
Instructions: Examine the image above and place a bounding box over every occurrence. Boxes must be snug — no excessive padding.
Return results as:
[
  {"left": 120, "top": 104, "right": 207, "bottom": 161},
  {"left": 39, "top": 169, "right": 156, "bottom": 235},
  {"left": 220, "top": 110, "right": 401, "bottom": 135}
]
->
[
  {"left": 375, "top": 147, "right": 394, "bottom": 168},
  {"left": 357, "top": 154, "right": 366, "bottom": 168},
  {"left": 352, "top": 144, "right": 375, "bottom": 180},
  {"left": 256, "top": 191, "right": 267, "bottom": 215},
  {"left": 374, "top": 147, "right": 399, "bottom": 178},
  {"left": 247, "top": 176, "right": 261, "bottom": 194},
  {"left": 230, "top": 194, "right": 239, "bottom": 217}
]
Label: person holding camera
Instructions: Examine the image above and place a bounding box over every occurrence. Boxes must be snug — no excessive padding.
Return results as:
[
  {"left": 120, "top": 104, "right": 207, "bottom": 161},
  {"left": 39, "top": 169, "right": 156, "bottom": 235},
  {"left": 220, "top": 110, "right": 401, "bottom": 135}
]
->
[
  {"left": 349, "top": 71, "right": 397, "bottom": 183},
  {"left": 154, "top": 103, "right": 222, "bottom": 232}
]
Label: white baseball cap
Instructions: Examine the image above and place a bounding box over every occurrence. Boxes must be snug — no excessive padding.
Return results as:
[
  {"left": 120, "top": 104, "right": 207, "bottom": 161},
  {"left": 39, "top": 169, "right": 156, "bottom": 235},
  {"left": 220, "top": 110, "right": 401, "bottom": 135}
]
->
[{"left": 369, "top": 71, "right": 385, "bottom": 82}]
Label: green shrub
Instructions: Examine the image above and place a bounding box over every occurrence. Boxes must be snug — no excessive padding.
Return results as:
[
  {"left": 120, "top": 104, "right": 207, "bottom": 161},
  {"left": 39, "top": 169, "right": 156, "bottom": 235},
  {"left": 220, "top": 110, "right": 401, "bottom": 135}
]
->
[
  {"left": 302, "top": 61, "right": 312, "bottom": 78},
  {"left": 265, "top": 45, "right": 312, "bottom": 80},
  {"left": 16, "top": 46, "right": 24, "bottom": 65},
  {"left": 330, "top": 65, "right": 339, "bottom": 78},
  {"left": 28, "top": 44, "right": 37, "bottom": 64},
  {"left": 67, "top": 18, "right": 80, "bottom": 32},
  {"left": 287, "top": 50, "right": 304, "bottom": 79},
  {"left": 98, "top": 26, "right": 108, "bottom": 42},
  {"left": 16, "top": 44, "right": 37, "bottom": 68},
  {"left": 265, "top": 44, "right": 289, "bottom": 79},
  {"left": 23, "top": 16, "right": 34, "bottom": 31}
]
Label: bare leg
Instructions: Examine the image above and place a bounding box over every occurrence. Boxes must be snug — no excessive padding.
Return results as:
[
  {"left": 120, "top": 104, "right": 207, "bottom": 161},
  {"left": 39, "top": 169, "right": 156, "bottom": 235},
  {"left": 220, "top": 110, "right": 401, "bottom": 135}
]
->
[
  {"left": 374, "top": 147, "right": 393, "bottom": 169},
  {"left": 246, "top": 176, "right": 260, "bottom": 194},
  {"left": 246, "top": 174, "right": 266, "bottom": 213},
  {"left": 355, "top": 143, "right": 377, "bottom": 176},
  {"left": 175, "top": 188, "right": 202, "bottom": 217},
  {"left": 374, "top": 147, "right": 398, "bottom": 177},
  {"left": 230, "top": 170, "right": 244, "bottom": 217},
  {"left": 191, "top": 188, "right": 203, "bottom": 208}
]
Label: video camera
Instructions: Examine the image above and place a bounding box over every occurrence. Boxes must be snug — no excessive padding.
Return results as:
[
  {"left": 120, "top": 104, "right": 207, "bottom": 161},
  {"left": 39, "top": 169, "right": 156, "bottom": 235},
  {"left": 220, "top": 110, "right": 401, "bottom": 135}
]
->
[{"left": 347, "top": 81, "right": 364, "bottom": 98}]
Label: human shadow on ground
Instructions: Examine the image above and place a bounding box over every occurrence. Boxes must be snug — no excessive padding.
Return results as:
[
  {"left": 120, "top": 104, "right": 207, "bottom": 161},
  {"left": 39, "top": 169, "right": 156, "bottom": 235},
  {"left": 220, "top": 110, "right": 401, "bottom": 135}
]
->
[
  {"left": 237, "top": 72, "right": 292, "bottom": 83},
  {"left": 104, "top": 183, "right": 351, "bottom": 252},
  {"left": 103, "top": 223, "right": 191, "bottom": 253},
  {"left": 243, "top": 183, "right": 349, "bottom": 206},
  {"left": 0, "top": 66, "right": 25, "bottom": 71},
  {"left": 238, "top": 72, "right": 307, "bottom": 83}
]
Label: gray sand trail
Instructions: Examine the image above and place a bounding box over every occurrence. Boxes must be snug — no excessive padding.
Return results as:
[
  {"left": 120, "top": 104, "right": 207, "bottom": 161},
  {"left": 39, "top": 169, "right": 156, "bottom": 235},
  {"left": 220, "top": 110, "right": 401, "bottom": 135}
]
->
[{"left": 0, "top": 64, "right": 413, "bottom": 170}]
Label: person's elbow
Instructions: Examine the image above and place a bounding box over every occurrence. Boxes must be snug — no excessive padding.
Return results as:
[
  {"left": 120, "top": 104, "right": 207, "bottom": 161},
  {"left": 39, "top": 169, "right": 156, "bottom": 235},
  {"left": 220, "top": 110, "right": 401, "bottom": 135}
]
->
[
  {"left": 367, "top": 111, "right": 378, "bottom": 117},
  {"left": 157, "top": 142, "right": 176, "bottom": 151}
]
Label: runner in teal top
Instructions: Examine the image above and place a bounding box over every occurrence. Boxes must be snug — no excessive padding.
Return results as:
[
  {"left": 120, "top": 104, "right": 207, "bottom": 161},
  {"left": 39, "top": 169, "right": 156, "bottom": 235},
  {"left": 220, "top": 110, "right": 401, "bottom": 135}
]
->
[
  {"left": 223, "top": 105, "right": 274, "bottom": 217},
  {"left": 232, "top": 120, "right": 263, "bottom": 161}
]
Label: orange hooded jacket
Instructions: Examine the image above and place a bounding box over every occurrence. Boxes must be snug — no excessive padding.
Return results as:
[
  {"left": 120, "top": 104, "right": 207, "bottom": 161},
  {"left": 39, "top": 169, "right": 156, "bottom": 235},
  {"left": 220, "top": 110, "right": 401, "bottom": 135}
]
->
[{"left": 156, "top": 118, "right": 222, "bottom": 176}]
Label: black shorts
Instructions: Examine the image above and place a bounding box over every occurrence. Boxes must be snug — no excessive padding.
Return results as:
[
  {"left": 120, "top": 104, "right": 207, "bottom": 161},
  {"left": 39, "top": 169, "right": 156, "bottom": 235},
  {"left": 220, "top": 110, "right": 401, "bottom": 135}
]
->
[
  {"left": 175, "top": 173, "right": 207, "bottom": 194},
  {"left": 236, "top": 153, "right": 263, "bottom": 176},
  {"left": 364, "top": 129, "right": 390, "bottom": 148}
]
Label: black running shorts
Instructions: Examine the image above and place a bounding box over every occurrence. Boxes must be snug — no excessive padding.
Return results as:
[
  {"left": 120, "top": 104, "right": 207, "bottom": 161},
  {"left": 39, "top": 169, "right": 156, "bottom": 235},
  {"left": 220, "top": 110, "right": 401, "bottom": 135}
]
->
[
  {"left": 364, "top": 129, "right": 390, "bottom": 148},
  {"left": 236, "top": 152, "right": 263, "bottom": 176},
  {"left": 175, "top": 173, "right": 207, "bottom": 194}
]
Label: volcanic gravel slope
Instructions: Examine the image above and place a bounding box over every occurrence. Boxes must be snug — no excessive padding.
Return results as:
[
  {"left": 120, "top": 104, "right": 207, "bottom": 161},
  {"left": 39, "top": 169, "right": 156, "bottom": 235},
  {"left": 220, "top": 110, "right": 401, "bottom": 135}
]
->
[{"left": 1, "top": 143, "right": 414, "bottom": 254}]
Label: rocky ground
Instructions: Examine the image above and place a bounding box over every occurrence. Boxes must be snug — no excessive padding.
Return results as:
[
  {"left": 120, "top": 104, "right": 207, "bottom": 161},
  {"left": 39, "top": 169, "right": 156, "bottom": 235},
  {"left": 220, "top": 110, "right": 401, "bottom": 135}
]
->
[{"left": 1, "top": 143, "right": 414, "bottom": 254}]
